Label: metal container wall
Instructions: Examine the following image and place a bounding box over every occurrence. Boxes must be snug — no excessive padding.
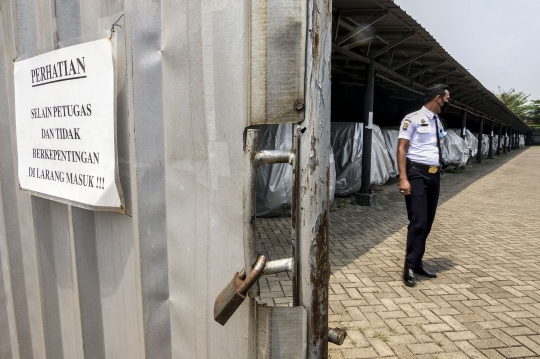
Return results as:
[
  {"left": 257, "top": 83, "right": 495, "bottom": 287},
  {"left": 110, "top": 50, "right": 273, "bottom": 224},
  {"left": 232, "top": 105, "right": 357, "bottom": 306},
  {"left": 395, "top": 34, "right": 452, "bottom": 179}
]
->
[{"left": 0, "top": 0, "right": 253, "bottom": 358}]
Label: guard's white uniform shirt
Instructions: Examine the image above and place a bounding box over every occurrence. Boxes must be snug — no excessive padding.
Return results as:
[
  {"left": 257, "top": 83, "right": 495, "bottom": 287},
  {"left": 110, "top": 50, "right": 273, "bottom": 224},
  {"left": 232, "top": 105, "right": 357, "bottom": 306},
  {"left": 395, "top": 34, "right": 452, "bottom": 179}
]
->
[{"left": 398, "top": 106, "right": 443, "bottom": 166}]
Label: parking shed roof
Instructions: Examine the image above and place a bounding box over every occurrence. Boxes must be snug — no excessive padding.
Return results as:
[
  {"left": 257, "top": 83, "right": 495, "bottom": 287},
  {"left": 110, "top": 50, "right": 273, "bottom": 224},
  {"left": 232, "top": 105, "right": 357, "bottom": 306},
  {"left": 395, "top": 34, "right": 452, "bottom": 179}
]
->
[{"left": 332, "top": 0, "right": 532, "bottom": 132}]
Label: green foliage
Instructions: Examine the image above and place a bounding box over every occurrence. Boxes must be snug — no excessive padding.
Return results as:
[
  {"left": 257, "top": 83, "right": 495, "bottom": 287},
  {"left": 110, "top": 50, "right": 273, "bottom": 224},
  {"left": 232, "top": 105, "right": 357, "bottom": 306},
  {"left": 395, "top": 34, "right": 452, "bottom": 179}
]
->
[
  {"left": 525, "top": 99, "right": 540, "bottom": 125},
  {"left": 495, "top": 87, "right": 530, "bottom": 119},
  {"left": 496, "top": 87, "right": 540, "bottom": 125}
]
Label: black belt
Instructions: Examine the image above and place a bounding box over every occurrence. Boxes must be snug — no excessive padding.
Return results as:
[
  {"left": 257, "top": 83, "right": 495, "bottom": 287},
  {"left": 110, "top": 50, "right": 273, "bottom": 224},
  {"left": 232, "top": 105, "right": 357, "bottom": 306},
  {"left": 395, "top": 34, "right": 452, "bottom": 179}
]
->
[{"left": 407, "top": 160, "right": 442, "bottom": 174}]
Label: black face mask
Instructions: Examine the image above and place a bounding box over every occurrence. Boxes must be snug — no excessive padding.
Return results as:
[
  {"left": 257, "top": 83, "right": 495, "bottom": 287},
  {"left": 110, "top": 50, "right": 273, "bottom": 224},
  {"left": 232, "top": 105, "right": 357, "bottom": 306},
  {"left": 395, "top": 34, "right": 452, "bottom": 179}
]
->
[{"left": 439, "top": 100, "right": 449, "bottom": 113}]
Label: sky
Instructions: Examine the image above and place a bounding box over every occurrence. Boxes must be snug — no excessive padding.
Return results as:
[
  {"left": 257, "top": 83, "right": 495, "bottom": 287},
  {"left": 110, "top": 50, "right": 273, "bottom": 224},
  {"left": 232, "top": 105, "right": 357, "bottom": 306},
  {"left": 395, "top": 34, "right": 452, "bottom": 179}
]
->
[{"left": 393, "top": 0, "right": 540, "bottom": 102}]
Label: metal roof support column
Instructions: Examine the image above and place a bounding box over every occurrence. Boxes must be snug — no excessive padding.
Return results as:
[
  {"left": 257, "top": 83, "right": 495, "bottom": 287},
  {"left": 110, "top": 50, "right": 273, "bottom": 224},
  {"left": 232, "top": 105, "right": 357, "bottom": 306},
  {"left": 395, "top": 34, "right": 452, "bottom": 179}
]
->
[
  {"left": 475, "top": 118, "right": 483, "bottom": 163},
  {"left": 460, "top": 110, "right": 467, "bottom": 139},
  {"left": 487, "top": 121, "right": 494, "bottom": 159},
  {"left": 496, "top": 123, "right": 502, "bottom": 156},
  {"left": 297, "top": 0, "right": 332, "bottom": 356},
  {"left": 357, "top": 60, "right": 376, "bottom": 206}
]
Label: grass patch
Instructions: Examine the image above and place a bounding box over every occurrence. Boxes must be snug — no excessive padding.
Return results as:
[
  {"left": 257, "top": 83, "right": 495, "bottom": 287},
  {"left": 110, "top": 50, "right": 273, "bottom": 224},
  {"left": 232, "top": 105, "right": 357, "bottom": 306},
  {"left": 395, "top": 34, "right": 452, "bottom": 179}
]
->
[{"left": 374, "top": 331, "right": 389, "bottom": 342}]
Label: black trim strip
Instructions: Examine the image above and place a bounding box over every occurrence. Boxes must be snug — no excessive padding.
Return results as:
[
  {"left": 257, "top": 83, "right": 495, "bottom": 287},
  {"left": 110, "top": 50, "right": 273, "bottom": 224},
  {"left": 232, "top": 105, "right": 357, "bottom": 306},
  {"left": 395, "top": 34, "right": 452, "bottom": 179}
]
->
[{"left": 32, "top": 75, "right": 87, "bottom": 87}]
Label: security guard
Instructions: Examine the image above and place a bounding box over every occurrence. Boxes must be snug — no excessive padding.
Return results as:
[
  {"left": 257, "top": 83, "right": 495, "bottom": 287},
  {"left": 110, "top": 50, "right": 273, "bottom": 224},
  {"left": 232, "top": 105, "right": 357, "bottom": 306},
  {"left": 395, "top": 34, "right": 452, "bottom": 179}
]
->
[{"left": 397, "top": 84, "right": 449, "bottom": 287}]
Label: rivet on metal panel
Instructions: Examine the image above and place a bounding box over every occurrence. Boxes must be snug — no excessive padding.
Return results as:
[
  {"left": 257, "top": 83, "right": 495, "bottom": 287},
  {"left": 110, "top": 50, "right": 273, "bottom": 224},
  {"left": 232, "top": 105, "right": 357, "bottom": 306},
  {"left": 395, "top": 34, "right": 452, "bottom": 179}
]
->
[
  {"left": 328, "top": 328, "right": 347, "bottom": 345},
  {"left": 295, "top": 100, "right": 305, "bottom": 110}
]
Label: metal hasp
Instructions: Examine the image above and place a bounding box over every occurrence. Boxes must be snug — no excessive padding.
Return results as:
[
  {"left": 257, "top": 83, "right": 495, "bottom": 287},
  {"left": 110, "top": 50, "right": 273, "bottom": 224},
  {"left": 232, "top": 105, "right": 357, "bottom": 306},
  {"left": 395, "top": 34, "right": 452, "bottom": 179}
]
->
[
  {"left": 295, "top": 0, "right": 332, "bottom": 355},
  {"left": 487, "top": 121, "right": 494, "bottom": 159},
  {"left": 244, "top": 130, "right": 296, "bottom": 298},
  {"left": 328, "top": 328, "right": 347, "bottom": 345},
  {"left": 475, "top": 118, "right": 483, "bottom": 163},
  {"left": 496, "top": 123, "right": 502, "bottom": 156},
  {"left": 214, "top": 256, "right": 267, "bottom": 326},
  {"left": 460, "top": 110, "right": 467, "bottom": 140},
  {"left": 357, "top": 60, "right": 376, "bottom": 206},
  {"left": 239, "top": 257, "right": 295, "bottom": 278}
]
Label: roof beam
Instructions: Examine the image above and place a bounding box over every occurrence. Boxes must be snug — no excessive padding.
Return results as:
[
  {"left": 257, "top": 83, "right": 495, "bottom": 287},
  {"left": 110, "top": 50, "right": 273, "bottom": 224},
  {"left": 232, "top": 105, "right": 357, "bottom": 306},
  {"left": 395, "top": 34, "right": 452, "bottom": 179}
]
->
[
  {"left": 391, "top": 48, "right": 432, "bottom": 71},
  {"left": 408, "top": 60, "right": 445, "bottom": 79},
  {"left": 336, "top": 11, "right": 388, "bottom": 45},
  {"left": 332, "top": 11, "right": 341, "bottom": 43},
  {"left": 370, "top": 31, "right": 415, "bottom": 58},
  {"left": 423, "top": 69, "right": 457, "bottom": 85},
  {"left": 336, "top": 9, "right": 390, "bottom": 17},
  {"left": 332, "top": 44, "right": 428, "bottom": 90},
  {"left": 375, "top": 73, "right": 424, "bottom": 95},
  {"left": 450, "top": 82, "right": 474, "bottom": 92},
  {"left": 342, "top": 35, "right": 377, "bottom": 50},
  {"left": 444, "top": 76, "right": 465, "bottom": 86},
  {"left": 332, "top": 44, "right": 370, "bottom": 64}
]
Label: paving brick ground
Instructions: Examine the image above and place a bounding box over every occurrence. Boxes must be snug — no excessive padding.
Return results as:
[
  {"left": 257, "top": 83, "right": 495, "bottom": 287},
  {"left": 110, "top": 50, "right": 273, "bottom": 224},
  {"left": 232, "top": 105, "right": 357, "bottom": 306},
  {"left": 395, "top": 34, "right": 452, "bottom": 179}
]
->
[{"left": 256, "top": 146, "right": 540, "bottom": 358}]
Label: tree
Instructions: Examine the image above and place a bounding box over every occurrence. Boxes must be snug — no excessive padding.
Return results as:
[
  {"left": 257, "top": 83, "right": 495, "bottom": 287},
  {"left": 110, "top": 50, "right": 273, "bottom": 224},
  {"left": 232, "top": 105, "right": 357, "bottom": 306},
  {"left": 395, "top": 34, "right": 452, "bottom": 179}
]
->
[
  {"left": 495, "top": 87, "right": 530, "bottom": 119},
  {"left": 525, "top": 100, "right": 540, "bottom": 125}
]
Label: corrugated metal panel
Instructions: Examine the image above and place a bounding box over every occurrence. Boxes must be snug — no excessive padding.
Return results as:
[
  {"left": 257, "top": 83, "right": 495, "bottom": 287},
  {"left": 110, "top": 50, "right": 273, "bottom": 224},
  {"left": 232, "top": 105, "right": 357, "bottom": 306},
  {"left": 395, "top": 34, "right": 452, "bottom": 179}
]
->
[
  {"left": 0, "top": 0, "right": 255, "bottom": 358},
  {"left": 250, "top": 0, "right": 306, "bottom": 125}
]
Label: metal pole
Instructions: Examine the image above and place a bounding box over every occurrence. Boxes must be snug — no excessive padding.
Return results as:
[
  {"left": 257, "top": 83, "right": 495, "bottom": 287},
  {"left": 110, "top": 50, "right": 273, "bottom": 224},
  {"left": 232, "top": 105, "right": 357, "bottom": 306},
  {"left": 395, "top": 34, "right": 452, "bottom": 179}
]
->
[
  {"left": 487, "top": 120, "right": 494, "bottom": 159},
  {"left": 496, "top": 123, "right": 502, "bottom": 156},
  {"left": 475, "top": 118, "right": 483, "bottom": 163},
  {"left": 297, "top": 0, "right": 332, "bottom": 356},
  {"left": 359, "top": 60, "right": 375, "bottom": 206},
  {"left": 244, "top": 130, "right": 260, "bottom": 298},
  {"left": 460, "top": 110, "right": 467, "bottom": 139}
]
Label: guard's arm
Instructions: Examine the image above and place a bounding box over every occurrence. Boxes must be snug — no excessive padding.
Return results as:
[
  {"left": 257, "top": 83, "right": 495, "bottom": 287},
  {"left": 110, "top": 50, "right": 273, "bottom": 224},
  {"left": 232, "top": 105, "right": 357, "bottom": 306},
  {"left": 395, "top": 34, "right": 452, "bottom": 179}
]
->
[{"left": 397, "top": 138, "right": 411, "bottom": 195}]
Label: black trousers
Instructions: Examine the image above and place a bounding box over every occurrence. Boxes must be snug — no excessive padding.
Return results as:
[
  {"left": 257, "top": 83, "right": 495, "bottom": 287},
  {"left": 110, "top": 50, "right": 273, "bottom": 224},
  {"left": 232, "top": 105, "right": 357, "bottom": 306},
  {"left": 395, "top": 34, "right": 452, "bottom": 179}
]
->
[{"left": 404, "top": 166, "right": 440, "bottom": 269}]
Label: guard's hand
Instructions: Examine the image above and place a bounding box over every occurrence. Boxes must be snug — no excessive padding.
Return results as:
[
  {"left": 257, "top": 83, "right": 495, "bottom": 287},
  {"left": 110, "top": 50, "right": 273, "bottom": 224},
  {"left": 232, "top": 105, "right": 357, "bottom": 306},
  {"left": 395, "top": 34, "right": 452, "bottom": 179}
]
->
[{"left": 399, "top": 178, "right": 411, "bottom": 196}]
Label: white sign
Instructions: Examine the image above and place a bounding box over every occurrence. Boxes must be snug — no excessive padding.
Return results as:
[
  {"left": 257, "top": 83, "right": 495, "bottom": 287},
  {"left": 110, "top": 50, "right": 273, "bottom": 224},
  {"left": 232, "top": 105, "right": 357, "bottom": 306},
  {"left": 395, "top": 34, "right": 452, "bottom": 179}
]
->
[{"left": 14, "top": 39, "right": 123, "bottom": 209}]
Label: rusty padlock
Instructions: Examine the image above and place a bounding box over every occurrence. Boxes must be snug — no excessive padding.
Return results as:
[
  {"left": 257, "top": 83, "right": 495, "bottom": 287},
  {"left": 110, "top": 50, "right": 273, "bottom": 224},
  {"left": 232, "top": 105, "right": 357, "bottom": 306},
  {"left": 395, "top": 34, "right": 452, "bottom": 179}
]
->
[{"left": 214, "top": 255, "right": 267, "bottom": 325}]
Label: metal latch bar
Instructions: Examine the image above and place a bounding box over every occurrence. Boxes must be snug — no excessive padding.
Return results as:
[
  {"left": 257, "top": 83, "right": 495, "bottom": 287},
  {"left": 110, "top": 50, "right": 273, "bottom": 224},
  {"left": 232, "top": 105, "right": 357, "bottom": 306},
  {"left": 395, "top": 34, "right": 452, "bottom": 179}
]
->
[{"left": 239, "top": 257, "right": 294, "bottom": 279}]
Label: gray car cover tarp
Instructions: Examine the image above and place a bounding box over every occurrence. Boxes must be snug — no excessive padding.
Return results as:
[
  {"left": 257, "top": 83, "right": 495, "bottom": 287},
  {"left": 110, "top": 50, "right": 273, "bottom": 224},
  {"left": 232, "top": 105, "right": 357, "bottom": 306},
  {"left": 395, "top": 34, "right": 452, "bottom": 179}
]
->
[
  {"left": 383, "top": 127, "right": 469, "bottom": 170},
  {"left": 255, "top": 124, "right": 336, "bottom": 217},
  {"left": 381, "top": 128, "right": 399, "bottom": 177},
  {"left": 331, "top": 123, "right": 393, "bottom": 196},
  {"left": 450, "top": 128, "right": 478, "bottom": 157},
  {"left": 442, "top": 130, "right": 469, "bottom": 167},
  {"left": 469, "top": 133, "right": 490, "bottom": 156}
]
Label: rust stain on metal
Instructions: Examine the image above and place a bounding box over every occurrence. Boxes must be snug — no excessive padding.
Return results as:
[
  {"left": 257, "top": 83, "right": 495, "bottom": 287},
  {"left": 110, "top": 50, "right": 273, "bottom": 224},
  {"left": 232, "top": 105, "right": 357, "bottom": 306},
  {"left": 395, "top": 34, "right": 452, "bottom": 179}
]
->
[
  {"left": 313, "top": 32, "right": 320, "bottom": 61},
  {"left": 214, "top": 256, "right": 267, "bottom": 325},
  {"left": 311, "top": 135, "right": 318, "bottom": 171},
  {"left": 309, "top": 208, "right": 330, "bottom": 352}
]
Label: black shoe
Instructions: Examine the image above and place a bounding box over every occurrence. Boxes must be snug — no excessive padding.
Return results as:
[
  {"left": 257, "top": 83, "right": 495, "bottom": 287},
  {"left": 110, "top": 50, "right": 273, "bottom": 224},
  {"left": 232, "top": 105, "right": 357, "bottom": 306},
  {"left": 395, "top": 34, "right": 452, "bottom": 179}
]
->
[
  {"left": 403, "top": 266, "right": 416, "bottom": 287},
  {"left": 413, "top": 266, "right": 437, "bottom": 278}
]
